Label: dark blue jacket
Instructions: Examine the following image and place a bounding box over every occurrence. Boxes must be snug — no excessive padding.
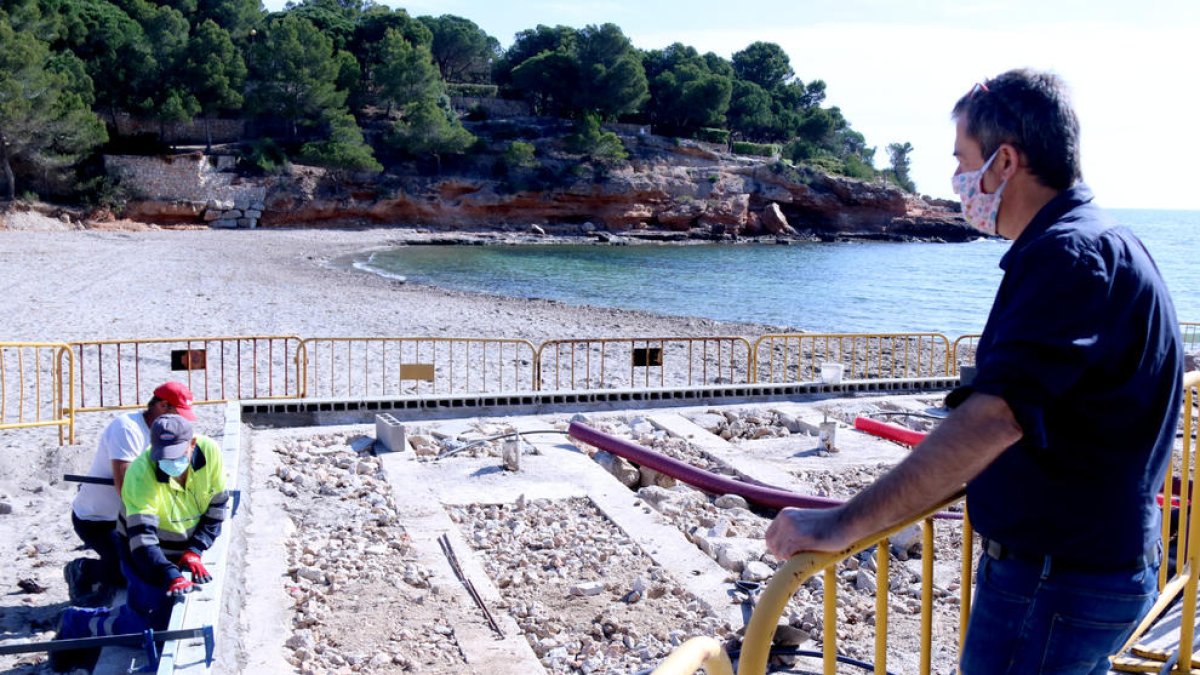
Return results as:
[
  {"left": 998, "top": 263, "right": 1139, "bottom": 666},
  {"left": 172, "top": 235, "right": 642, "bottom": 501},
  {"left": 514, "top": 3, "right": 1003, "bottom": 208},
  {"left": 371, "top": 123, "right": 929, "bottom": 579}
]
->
[{"left": 966, "top": 184, "right": 1183, "bottom": 562}]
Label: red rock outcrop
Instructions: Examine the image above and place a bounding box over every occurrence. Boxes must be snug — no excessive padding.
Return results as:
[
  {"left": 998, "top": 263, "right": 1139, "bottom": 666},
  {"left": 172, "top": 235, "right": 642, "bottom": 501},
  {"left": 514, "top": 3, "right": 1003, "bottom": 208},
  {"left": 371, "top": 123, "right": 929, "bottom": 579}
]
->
[{"left": 121, "top": 151, "right": 974, "bottom": 241}]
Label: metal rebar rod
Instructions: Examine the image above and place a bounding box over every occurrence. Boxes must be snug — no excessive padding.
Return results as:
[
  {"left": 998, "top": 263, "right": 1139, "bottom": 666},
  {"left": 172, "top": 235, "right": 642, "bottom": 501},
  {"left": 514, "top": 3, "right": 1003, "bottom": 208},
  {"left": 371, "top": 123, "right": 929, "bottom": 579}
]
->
[
  {"left": 438, "top": 534, "right": 503, "bottom": 637},
  {"left": 0, "top": 626, "right": 211, "bottom": 655}
]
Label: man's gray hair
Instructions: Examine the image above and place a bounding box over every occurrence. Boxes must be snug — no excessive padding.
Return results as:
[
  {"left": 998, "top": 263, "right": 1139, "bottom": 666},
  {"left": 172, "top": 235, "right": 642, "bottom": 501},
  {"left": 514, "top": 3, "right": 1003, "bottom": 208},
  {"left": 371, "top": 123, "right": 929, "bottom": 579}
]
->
[{"left": 952, "top": 69, "right": 1082, "bottom": 191}]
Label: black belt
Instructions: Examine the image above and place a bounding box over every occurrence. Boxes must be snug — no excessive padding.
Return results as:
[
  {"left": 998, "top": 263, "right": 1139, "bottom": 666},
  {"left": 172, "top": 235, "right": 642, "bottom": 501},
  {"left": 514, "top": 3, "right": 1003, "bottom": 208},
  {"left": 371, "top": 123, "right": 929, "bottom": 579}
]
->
[{"left": 982, "top": 538, "right": 1157, "bottom": 574}]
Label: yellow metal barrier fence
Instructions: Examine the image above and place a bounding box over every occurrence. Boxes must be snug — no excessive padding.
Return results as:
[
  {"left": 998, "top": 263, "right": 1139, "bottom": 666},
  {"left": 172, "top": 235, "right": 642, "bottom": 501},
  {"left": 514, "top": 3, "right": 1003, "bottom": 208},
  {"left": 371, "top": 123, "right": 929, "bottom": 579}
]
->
[
  {"left": 957, "top": 322, "right": 1197, "bottom": 371},
  {"left": 1182, "top": 322, "right": 1200, "bottom": 350},
  {"left": 1114, "top": 370, "right": 1200, "bottom": 673},
  {"left": 0, "top": 342, "right": 75, "bottom": 444},
  {"left": 299, "top": 337, "right": 538, "bottom": 399},
  {"left": 536, "top": 337, "right": 752, "bottom": 391},
  {"left": 951, "top": 334, "right": 981, "bottom": 371},
  {"left": 63, "top": 336, "right": 302, "bottom": 413},
  {"left": 754, "top": 333, "right": 953, "bottom": 383},
  {"left": 653, "top": 494, "right": 972, "bottom": 675}
]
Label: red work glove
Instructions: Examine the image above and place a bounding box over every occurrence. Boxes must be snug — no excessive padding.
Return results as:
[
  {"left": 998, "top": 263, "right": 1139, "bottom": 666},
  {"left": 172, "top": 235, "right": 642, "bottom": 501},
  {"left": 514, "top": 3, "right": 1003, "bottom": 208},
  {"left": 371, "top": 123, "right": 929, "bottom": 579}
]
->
[
  {"left": 179, "top": 551, "right": 212, "bottom": 584},
  {"left": 166, "top": 576, "right": 195, "bottom": 598}
]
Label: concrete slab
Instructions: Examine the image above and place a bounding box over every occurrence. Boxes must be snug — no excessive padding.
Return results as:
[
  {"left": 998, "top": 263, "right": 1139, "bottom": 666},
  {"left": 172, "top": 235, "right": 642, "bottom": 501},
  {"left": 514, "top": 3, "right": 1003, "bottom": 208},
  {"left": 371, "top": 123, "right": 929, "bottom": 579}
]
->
[
  {"left": 225, "top": 427, "right": 294, "bottom": 675},
  {"left": 648, "top": 412, "right": 801, "bottom": 489},
  {"left": 129, "top": 390, "right": 978, "bottom": 675},
  {"left": 509, "top": 418, "right": 744, "bottom": 628},
  {"left": 379, "top": 449, "right": 544, "bottom": 674}
]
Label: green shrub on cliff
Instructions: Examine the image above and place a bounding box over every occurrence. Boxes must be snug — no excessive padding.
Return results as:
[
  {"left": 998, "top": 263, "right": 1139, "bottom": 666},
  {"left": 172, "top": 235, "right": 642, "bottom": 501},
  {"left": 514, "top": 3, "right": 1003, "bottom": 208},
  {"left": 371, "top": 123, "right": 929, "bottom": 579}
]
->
[
  {"left": 731, "top": 141, "right": 778, "bottom": 158},
  {"left": 447, "top": 83, "right": 499, "bottom": 98},
  {"left": 385, "top": 98, "right": 475, "bottom": 170},
  {"left": 692, "top": 127, "right": 730, "bottom": 144},
  {"left": 567, "top": 113, "right": 627, "bottom": 164},
  {"left": 297, "top": 112, "right": 382, "bottom": 173},
  {"left": 240, "top": 138, "right": 291, "bottom": 175},
  {"left": 502, "top": 141, "right": 538, "bottom": 170}
]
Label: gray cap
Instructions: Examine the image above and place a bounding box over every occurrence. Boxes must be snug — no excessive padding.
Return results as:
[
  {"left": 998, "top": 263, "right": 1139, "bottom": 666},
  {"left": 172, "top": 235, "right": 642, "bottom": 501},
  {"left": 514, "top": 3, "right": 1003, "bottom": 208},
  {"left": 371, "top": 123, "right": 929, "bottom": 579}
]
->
[{"left": 150, "top": 414, "right": 194, "bottom": 461}]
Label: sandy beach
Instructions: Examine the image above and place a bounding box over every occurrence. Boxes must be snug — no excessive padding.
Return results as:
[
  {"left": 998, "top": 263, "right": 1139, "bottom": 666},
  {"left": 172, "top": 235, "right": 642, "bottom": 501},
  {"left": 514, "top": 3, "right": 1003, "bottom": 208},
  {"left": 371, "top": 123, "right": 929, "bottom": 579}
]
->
[{"left": 0, "top": 226, "right": 774, "bottom": 344}]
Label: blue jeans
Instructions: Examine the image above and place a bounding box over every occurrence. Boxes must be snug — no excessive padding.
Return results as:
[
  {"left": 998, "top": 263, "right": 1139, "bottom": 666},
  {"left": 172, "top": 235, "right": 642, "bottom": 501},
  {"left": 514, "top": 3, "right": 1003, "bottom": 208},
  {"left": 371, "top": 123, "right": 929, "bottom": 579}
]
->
[
  {"left": 58, "top": 560, "right": 176, "bottom": 640},
  {"left": 960, "top": 553, "right": 1158, "bottom": 674}
]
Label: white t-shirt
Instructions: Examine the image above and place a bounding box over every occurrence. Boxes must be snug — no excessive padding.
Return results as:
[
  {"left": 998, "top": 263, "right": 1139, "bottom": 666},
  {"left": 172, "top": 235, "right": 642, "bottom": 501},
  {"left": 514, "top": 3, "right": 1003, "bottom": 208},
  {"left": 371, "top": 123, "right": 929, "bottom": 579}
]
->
[{"left": 71, "top": 411, "right": 151, "bottom": 521}]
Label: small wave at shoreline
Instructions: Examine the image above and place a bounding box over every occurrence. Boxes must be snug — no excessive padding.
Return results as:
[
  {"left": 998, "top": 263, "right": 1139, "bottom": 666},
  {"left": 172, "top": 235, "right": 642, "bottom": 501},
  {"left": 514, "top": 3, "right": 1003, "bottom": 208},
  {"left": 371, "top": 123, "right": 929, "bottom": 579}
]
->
[{"left": 352, "top": 251, "right": 408, "bottom": 283}]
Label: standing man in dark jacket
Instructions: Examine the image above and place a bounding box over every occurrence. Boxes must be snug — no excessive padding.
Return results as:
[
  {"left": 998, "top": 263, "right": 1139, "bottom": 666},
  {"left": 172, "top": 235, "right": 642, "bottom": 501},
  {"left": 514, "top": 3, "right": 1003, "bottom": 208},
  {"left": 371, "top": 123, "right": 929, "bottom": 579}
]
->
[{"left": 766, "top": 69, "right": 1183, "bottom": 674}]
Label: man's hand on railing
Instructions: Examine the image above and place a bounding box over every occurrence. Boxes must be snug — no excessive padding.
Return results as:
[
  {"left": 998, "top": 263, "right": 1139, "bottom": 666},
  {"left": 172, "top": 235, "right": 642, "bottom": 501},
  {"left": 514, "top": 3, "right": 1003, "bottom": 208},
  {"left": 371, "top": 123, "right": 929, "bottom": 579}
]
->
[{"left": 765, "top": 505, "right": 859, "bottom": 559}]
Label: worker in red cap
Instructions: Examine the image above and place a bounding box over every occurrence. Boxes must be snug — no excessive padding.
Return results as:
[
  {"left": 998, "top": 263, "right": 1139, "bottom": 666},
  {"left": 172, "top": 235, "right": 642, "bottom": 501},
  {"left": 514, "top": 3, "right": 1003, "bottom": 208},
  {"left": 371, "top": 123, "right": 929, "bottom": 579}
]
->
[
  {"left": 65, "top": 382, "right": 197, "bottom": 605},
  {"left": 51, "top": 414, "right": 228, "bottom": 671}
]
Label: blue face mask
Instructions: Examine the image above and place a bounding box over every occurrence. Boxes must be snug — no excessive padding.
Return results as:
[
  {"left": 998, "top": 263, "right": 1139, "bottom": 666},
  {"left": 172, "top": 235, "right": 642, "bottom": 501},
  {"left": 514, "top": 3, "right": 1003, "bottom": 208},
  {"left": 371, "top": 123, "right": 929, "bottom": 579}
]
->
[{"left": 158, "top": 456, "right": 190, "bottom": 477}]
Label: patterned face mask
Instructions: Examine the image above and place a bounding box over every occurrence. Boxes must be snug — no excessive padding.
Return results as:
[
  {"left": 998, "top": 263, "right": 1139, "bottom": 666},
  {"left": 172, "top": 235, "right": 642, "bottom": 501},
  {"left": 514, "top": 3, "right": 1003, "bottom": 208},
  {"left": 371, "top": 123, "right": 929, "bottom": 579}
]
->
[{"left": 951, "top": 149, "right": 1007, "bottom": 236}]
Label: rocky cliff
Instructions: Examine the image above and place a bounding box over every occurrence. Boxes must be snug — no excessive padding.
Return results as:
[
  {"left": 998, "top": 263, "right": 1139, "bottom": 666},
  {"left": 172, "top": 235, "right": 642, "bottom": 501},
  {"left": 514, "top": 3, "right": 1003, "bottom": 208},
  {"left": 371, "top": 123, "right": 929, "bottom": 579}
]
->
[{"left": 114, "top": 138, "right": 974, "bottom": 242}]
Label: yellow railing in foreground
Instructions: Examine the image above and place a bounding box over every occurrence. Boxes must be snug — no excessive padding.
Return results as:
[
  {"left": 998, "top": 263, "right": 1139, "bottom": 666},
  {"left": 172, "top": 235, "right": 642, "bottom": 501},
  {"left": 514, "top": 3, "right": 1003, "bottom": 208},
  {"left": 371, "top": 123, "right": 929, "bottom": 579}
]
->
[
  {"left": 1115, "top": 370, "right": 1200, "bottom": 673},
  {"left": 299, "top": 337, "right": 538, "bottom": 398},
  {"left": 753, "top": 333, "right": 953, "bottom": 382},
  {"left": 653, "top": 494, "right": 970, "bottom": 675},
  {"left": 653, "top": 371, "right": 1200, "bottom": 675},
  {"left": 0, "top": 342, "right": 75, "bottom": 444}
]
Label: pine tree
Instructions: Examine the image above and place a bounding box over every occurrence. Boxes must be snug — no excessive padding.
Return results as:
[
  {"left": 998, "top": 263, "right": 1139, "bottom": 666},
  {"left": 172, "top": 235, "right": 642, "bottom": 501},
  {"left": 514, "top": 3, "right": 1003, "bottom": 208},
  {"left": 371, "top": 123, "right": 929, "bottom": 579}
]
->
[{"left": 0, "top": 18, "right": 107, "bottom": 200}]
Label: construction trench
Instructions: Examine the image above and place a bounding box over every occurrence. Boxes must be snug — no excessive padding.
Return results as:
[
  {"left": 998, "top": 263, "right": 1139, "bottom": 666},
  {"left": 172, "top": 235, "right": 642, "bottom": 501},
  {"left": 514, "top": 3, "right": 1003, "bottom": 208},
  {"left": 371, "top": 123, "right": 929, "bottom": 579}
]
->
[{"left": 75, "top": 384, "right": 969, "bottom": 675}]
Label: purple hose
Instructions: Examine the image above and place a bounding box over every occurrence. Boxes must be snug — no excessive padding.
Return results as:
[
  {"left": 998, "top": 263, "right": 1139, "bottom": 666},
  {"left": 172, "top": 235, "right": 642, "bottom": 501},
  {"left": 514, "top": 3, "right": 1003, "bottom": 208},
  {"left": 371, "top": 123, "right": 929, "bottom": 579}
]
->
[{"left": 567, "top": 421, "right": 962, "bottom": 520}]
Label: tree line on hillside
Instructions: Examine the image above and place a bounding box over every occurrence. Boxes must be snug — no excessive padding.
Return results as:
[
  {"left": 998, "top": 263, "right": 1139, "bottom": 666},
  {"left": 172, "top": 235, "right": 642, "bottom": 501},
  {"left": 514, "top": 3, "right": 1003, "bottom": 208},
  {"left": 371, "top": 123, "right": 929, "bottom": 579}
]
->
[{"left": 0, "top": 0, "right": 917, "bottom": 203}]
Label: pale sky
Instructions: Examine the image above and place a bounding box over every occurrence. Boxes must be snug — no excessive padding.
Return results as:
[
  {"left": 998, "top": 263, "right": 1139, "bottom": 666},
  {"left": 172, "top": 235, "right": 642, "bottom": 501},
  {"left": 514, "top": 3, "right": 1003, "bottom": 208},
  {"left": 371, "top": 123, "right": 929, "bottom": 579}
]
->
[{"left": 265, "top": 0, "right": 1200, "bottom": 210}]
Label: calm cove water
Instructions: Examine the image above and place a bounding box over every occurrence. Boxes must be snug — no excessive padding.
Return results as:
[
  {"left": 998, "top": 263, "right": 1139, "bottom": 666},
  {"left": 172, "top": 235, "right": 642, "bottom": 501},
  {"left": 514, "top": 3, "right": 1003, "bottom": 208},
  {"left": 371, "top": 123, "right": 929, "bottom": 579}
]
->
[{"left": 358, "top": 208, "right": 1198, "bottom": 336}]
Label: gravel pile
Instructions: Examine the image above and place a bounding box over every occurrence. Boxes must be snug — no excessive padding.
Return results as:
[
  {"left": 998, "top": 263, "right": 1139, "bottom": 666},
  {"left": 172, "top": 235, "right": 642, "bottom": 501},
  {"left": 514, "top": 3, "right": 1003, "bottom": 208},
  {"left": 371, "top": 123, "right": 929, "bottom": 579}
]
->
[
  {"left": 272, "top": 433, "right": 468, "bottom": 673},
  {"left": 452, "top": 497, "right": 733, "bottom": 674},
  {"left": 686, "top": 409, "right": 805, "bottom": 441},
  {"left": 570, "top": 413, "right": 967, "bottom": 673},
  {"left": 406, "top": 421, "right": 541, "bottom": 461}
]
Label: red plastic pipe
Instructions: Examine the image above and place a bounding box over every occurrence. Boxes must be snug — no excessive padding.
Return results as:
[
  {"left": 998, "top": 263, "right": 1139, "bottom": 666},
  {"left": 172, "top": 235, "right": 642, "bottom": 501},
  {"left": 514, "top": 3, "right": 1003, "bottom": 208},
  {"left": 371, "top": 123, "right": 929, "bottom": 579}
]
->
[
  {"left": 854, "top": 416, "right": 928, "bottom": 447},
  {"left": 567, "top": 421, "right": 962, "bottom": 520},
  {"left": 852, "top": 417, "right": 1189, "bottom": 514}
]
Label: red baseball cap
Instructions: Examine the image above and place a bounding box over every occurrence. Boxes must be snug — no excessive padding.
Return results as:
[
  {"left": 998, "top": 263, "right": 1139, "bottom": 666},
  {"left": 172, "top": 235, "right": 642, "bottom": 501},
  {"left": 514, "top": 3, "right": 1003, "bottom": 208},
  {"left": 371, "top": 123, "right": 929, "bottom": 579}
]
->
[{"left": 153, "top": 381, "right": 197, "bottom": 421}]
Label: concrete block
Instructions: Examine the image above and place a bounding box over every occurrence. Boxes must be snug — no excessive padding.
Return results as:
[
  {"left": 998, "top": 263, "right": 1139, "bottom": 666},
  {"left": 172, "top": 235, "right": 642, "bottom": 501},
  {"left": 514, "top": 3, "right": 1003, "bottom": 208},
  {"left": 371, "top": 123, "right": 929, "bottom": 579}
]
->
[
  {"left": 244, "top": 209, "right": 262, "bottom": 219},
  {"left": 202, "top": 210, "right": 221, "bottom": 222},
  {"left": 375, "top": 414, "right": 406, "bottom": 453},
  {"left": 236, "top": 218, "right": 253, "bottom": 228},
  {"left": 222, "top": 209, "right": 243, "bottom": 219},
  {"left": 502, "top": 439, "right": 521, "bottom": 471},
  {"left": 210, "top": 219, "right": 238, "bottom": 229}
]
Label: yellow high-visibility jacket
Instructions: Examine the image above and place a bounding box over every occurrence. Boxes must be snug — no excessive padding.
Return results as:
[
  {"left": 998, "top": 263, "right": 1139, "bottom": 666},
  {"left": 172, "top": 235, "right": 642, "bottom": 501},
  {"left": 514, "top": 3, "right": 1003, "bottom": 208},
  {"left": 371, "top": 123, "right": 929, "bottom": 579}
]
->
[{"left": 119, "top": 435, "right": 229, "bottom": 585}]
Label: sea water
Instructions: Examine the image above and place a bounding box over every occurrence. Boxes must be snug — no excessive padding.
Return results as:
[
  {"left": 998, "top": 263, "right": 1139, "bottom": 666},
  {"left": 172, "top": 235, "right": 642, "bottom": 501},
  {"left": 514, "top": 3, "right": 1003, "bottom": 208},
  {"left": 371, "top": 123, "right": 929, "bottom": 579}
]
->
[{"left": 358, "top": 208, "right": 1198, "bottom": 336}]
